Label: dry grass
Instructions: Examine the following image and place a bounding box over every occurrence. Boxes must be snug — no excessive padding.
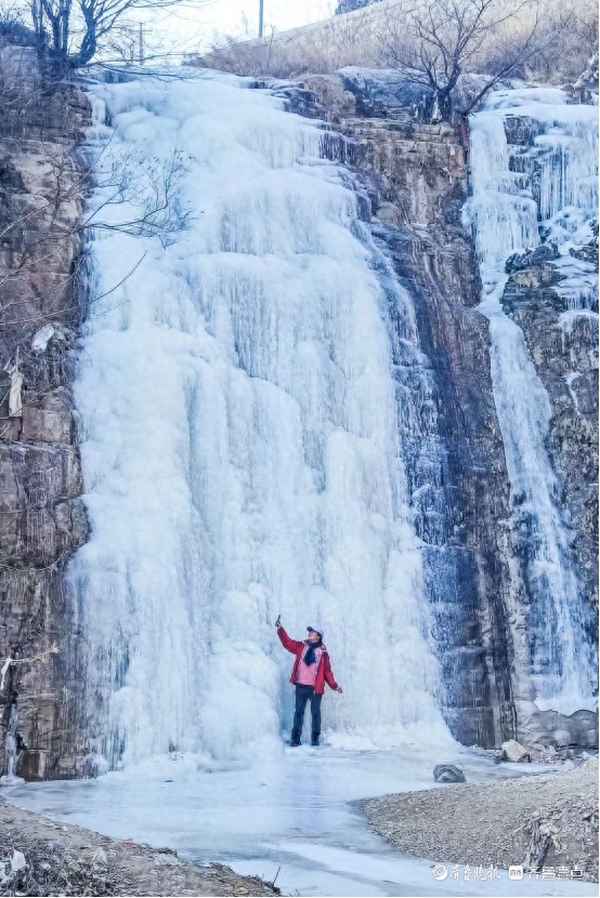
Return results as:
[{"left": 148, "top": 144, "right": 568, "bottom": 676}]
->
[{"left": 192, "top": 0, "right": 597, "bottom": 85}]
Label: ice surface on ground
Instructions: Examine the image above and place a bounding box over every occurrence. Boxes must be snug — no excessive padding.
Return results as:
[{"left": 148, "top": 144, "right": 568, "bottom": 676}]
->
[
  {"left": 6, "top": 748, "right": 596, "bottom": 897},
  {"left": 74, "top": 68, "right": 449, "bottom": 768},
  {"left": 465, "top": 88, "right": 598, "bottom": 713}
]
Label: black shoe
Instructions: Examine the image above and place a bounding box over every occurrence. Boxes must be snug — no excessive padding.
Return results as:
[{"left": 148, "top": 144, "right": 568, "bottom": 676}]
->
[
  {"left": 288, "top": 740, "right": 301, "bottom": 747},
  {"left": 311, "top": 739, "right": 320, "bottom": 747}
]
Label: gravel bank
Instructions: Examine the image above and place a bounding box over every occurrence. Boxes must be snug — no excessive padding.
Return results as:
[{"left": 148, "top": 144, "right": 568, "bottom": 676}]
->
[
  {"left": 0, "top": 802, "right": 278, "bottom": 896},
  {"left": 361, "top": 759, "right": 598, "bottom": 881}
]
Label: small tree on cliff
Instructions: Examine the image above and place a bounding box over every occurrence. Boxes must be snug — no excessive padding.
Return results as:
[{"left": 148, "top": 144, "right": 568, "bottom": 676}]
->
[{"left": 382, "top": 0, "right": 545, "bottom": 123}]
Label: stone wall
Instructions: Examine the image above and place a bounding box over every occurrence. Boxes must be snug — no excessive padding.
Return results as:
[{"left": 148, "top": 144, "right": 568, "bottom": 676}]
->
[{"left": 0, "top": 43, "right": 90, "bottom": 780}]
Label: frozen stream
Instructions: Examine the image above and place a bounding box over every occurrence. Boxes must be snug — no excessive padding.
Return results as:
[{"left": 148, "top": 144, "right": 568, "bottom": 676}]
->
[{"left": 7, "top": 747, "right": 595, "bottom": 896}]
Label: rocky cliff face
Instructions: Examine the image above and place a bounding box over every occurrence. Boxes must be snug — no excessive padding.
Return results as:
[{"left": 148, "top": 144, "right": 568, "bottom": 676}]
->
[
  {"left": 277, "top": 70, "right": 519, "bottom": 747},
  {"left": 501, "top": 131, "right": 598, "bottom": 619},
  {"left": 277, "top": 69, "right": 598, "bottom": 748},
  {"left": 497, "top": 112, "right": 598, "bottom": 748},
  {"left": 0, "top": 42, "right": 90, "bottom": 780},
  {"left": 0, "top": 52, "right": 596, "bottom": 778}
]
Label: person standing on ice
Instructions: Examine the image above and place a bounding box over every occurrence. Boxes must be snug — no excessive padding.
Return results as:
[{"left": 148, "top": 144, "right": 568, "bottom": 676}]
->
[{"left": 275, "top": 616, "right": 343, "bottom": 747}]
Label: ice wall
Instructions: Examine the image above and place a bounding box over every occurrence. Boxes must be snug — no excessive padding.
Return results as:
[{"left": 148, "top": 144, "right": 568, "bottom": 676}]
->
[
  {"left": 74, "top": 71, "right": 449, "bottom": 767},
  {"left": 465, "top": 87, "right": 598, "bottom": 714}
]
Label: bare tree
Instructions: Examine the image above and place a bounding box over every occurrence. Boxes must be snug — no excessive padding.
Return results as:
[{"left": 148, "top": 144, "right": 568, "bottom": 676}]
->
[
  {"left": 0, "top": 2, "right": 31, "bottom": 41},
  {"left": 382, "top": 0, "right": 545, "bottom": 122},
  {"left": 0, "top": 50, "right": 192, "bottom": 364},
  {"left": 0, "top": 143, "right": 191, "bottom": 341},
  {"left": 26, "top": 0, "right": 207, "bottom": 69}
]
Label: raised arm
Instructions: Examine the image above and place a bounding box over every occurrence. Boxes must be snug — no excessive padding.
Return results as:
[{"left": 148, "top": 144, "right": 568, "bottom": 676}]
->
[{"left": 276, "top": 623, "right": 303, "bottom": 655}]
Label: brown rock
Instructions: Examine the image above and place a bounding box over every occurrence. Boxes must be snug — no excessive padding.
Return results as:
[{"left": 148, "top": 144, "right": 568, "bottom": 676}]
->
[{"left": 0, "top": 42, "right": 90, "bottom": 779}]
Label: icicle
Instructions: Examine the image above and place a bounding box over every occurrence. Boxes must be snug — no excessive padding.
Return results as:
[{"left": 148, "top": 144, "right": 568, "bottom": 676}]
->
[
  {"left": 430, "top": 91, "right": 442, "bottom": 124},
  {"left": 0, "top": 657, "right": 11, "bottom": 693},
  {"left": 3, "top": 348, "right": 23, "bottom": 418},
  {"left": 0, "top": 701, "right": 23, "bottom": 786},
  {"left": 0, "top": 645, "right": 59, "bottom": 694},
  {"left": 31, "top": 324, "right": 55, "bottom": 353}
]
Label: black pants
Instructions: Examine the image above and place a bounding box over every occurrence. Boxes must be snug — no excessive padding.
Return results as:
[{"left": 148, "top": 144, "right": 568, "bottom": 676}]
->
[{"left": 291, "top": 684, "right": 322, "bottom": 745}]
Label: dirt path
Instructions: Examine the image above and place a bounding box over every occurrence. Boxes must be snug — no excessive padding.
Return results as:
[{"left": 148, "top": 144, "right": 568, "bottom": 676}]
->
[
  {"left": 0, "top": 801, "right": 278, "bottom": 896},
  {"left": 361, "top": 759, "right": 598, "bottom": 882}
]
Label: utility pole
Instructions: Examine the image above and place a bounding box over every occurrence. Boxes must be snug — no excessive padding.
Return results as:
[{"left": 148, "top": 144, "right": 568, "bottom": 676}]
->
[
  {"left": 139, "top": 21, "right": 144, "bottom": 65},
  {"left": 258, "top": 0, "right": 264, "bottom": 38}
]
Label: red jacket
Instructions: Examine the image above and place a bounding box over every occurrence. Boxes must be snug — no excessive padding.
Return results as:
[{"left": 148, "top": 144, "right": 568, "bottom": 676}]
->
[{"left": 277, "top": 626, "right": 339, "bottom": 695}]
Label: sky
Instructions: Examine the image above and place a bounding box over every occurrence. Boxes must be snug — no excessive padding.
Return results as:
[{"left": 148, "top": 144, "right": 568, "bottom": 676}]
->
[
  {"left": 147, "top": 0, "right": 337, "bottom": 57},
  {"left": 206, "top": 0, "right": 336, "bottom": 34}
]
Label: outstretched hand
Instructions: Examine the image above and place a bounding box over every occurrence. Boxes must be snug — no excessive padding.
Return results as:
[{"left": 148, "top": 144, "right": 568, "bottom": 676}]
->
[
  {"left": 275, "top": 614, "right": 281, "bottom": 628},
  {"left": 336, "top": 686, "right": 343, "bottom": 694}
]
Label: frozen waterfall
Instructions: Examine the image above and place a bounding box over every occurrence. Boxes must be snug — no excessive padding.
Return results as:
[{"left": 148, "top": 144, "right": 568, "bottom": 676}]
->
[
  {"left": 73, "top": 70, "right": 449, "bottom": 767},
  {"left": 465, "top": 87, "right": 598, "bottom": 714}
]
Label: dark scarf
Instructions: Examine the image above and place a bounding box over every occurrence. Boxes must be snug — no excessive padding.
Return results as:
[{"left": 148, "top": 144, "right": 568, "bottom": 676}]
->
[{"left": 304, "top": 639, "right": 322, "bottom": 666}]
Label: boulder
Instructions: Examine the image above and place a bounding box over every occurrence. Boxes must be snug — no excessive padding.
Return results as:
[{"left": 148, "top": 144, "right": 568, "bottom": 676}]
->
[
  {"left": 568, "top": 710, "right": 599, "bottom": 749},
  {"left": 505, "top": 243, "right": 559, "bottom": 273},
  {"left": 510, "top": 265, "right": 563, "bottom": 290},
  {"left": 570, "top": 239, "right": 598, "bottom": 268},
  {"left": 501, "top": 739, "right": 531, "bottom": 762},
  {"left": 433, "top": 763, "right": 466, "bottom": 783},
  {"left": 523, "top": 709, "right": 599, "bottom": 750},
  {"left": 508, "top": 264, "right": 562, "bottom": 290}
]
